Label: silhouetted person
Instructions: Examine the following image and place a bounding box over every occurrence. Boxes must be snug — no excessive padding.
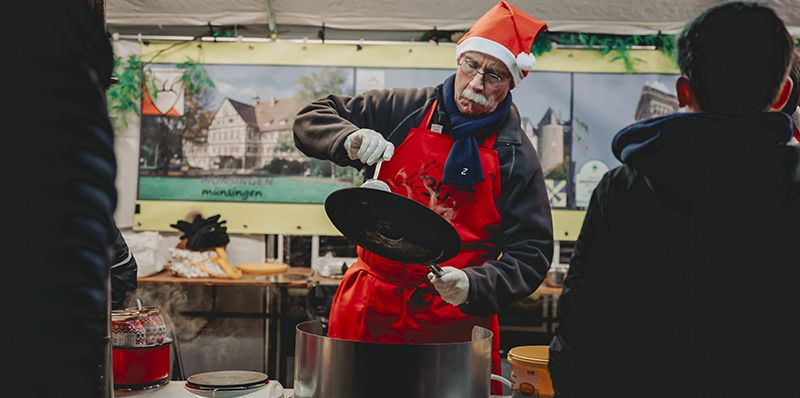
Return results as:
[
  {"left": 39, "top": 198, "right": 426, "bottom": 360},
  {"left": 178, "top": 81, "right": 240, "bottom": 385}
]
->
[
  {"left": 550, "top": 3, "right": 799, "bottom": 397},
  {"left": 4, "top": 1, "right": 117, "bottom": 396}
]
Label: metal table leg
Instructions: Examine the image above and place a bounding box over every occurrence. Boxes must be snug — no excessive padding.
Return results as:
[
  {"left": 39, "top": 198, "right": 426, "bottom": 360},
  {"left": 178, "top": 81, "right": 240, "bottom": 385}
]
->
[{"left": 263, "top": 285, "right": 272, "bottom": 376}]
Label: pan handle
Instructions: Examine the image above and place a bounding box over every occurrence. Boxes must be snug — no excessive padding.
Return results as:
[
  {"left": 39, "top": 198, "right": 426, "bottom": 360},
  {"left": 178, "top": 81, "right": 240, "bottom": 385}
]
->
[
  {"left": 427, "top": 263, "right": 445, "bottom": 278},
  {"left": 373, "top": 159, "right": 384, "bottom": 178}
]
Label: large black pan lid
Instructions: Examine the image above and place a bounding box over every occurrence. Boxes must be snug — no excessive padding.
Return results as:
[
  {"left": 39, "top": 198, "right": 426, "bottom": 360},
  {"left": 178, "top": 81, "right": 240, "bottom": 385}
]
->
[
  {"left": 324, "top": 187, "right": 461, "bottom": 264},
  {"left": 186, "top": 370, "right": 268, "bottom": 389}
]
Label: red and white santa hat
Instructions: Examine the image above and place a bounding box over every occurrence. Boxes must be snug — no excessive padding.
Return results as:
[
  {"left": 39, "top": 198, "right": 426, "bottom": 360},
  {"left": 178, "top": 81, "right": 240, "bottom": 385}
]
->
[{"left": 456, "top": 1, "right": 548, "bottom": 86}]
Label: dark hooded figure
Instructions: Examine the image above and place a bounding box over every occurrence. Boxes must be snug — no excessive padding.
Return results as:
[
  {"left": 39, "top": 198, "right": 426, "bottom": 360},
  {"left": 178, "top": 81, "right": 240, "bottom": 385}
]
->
[
  {"left": 4, "top": 1, "right": 119, "bottom": 397},
  {"left": 550, "top": 3, "right": 799, "bottom": 397}
]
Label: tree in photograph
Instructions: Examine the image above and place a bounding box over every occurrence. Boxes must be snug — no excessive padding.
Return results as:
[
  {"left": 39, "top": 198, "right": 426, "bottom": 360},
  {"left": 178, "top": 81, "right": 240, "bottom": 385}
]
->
[
  {"left": 146, "top": 60, "right": 216, "bottom": 173},
  {"left": 107, "top": 55, "right": 156, "bottom": 132},
  {"left": 286, "top": 160, "right": 308, "bottom": 175},
  {"left": 111, "top": 56, "right": 216, "bottom": 173},
  {"left": 265, "top": 158, "right": 308, "bottom": 176},
  {"left": 306, "top": 158, "right": 333, "bottom": 178},
  {"left": 277, "top": 136, "right": 295, "bottom": 152},
  {"left": 295, "top": 68, "right": 348, "bottom": 106},
  {"left": 545, "top": 162, "right": 569, "bottom": 180},
  {"left": 295, "top": 68, "right": 360, "bottom": 183}
]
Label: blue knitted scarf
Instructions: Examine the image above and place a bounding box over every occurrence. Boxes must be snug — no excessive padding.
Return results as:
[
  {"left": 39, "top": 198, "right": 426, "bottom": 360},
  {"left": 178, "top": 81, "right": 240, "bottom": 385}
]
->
[{"left": 441, "top": 74, "right": 512, "bottom": 185}]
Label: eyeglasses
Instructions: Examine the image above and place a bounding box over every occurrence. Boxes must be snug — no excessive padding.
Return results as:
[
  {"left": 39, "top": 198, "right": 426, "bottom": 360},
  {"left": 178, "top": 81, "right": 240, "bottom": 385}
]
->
[{"left": 458, "top": 60, "right": 510, "bottom": 87}]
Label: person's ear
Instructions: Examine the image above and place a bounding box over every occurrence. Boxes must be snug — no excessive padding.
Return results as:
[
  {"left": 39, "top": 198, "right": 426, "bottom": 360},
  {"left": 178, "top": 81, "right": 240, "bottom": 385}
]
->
[
  {"left": 769, "top": 76, "right": 793, "bottom": 112},
  {"left": 676, "top": 76, "right": 693, "bottom": 109}
]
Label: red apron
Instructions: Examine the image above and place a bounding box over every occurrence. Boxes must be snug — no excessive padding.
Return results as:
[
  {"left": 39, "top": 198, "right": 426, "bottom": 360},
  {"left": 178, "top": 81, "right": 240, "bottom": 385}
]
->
[{"left": 328, "top": 100, "right": 504, "bottom": 393}]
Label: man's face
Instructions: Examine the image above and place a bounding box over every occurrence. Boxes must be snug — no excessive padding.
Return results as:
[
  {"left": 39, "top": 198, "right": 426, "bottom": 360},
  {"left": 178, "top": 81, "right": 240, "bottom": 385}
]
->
[{"left": 454, "top": 52, "right": 513, "bottom": 116}]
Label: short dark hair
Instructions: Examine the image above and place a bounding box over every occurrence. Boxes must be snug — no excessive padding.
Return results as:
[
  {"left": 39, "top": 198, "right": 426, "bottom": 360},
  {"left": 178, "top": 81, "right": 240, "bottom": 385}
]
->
[
  {"left": 781, "top": 51, "right": 800, "bottom": 115},
  {"left": 677, "top": 2, "right": 794, "bottom": 114}
]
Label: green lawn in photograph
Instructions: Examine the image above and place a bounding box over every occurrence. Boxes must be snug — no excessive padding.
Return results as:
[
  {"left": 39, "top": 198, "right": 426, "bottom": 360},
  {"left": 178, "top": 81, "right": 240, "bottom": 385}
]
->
[{"left": 138, "top": 175, "right": 352, "bottom": 203}]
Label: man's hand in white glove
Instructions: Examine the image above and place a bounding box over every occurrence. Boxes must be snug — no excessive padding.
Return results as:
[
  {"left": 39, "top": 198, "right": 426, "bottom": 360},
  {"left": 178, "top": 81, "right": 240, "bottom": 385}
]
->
[
  {"left": 343, "top": 129, "right": 395, "bottom": 165},
  {"left": 428, "top": 266, "right": 470, "bottom": 306}
]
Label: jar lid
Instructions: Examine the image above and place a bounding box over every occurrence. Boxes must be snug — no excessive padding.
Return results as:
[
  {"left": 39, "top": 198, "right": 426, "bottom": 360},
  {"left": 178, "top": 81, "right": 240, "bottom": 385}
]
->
[
  {"left": 507, "top": 345, "right": 549, "bottom": 367},
  {"left": 186, "top": 370, "right": 268, "bottom": 390}
]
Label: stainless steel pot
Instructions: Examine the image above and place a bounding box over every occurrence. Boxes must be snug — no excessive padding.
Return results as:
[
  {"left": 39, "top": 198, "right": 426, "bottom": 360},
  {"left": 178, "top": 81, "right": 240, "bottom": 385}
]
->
[{"left": 293, "top": 320, "right": 499, "bottom": 398}]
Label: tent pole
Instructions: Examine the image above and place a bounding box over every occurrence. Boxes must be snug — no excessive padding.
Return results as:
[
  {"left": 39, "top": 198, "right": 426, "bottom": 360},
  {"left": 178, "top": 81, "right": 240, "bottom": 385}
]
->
[{"left": 266, "top": 0, "right": 278, "bottom": 40}]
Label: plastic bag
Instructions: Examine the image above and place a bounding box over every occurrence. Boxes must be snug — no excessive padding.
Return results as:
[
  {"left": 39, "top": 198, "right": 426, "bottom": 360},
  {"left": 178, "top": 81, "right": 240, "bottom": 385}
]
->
[{"left": 122, "top": 230, "right": 169, "bottom": 277}]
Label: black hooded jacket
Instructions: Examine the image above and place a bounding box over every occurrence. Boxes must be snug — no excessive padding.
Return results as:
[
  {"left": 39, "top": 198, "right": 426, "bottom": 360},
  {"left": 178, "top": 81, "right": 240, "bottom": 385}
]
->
[{"left": 550, "top": 112, "right": 800, "bottom": 397}]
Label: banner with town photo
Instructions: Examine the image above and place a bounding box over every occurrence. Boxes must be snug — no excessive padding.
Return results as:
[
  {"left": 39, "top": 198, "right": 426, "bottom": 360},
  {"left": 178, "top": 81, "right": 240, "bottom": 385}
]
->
[
  {"left": 138, "top": 65, "right": 457, "bottom": 205},
  {"left": 131, "top": 43, "right": 678, "bottom": 233},
  {"left": 136, "top": 45, "right": 678, "bottom": 216}
]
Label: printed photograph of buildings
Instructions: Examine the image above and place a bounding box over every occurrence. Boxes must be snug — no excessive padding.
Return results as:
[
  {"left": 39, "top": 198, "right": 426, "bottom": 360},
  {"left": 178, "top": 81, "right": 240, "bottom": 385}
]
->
[
  {"left": 571, "top": 73, "right": 678, "bottom": 208},
  {"left": 138, "top": 64, "right": 360, "bottom": 203},
  {"left": 137, "top": 63, "right": 678, "bottom": 208}
]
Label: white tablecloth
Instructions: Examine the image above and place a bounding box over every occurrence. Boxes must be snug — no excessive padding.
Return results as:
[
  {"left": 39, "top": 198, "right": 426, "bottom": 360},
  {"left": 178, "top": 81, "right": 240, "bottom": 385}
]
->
[
  {"left": 114, "top": 381, "right": 291, "bottom": 397},
  {"left": 115, "top": 381, "right": 510, "bottom": 398}
]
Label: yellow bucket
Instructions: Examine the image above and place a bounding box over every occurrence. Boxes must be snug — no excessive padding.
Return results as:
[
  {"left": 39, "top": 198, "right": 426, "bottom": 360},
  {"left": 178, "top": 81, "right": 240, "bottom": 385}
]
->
[{"left": 507, "top": 345, "right": 554, "bottom": 397}]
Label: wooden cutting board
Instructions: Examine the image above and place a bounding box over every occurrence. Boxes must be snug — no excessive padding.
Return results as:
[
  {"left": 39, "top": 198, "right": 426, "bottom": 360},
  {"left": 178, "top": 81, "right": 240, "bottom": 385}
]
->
[{"left": 237, "top": 262, "right": 289, "bottom": 275}]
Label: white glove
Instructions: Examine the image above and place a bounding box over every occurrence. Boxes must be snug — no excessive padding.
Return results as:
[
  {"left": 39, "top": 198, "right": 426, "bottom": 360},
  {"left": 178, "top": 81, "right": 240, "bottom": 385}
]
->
[
  {"left": 343, "top": 129, "right": 395, "bottom": 166},
  {"left": 428, "top": 266, "right": 470, "bottom": 306}
]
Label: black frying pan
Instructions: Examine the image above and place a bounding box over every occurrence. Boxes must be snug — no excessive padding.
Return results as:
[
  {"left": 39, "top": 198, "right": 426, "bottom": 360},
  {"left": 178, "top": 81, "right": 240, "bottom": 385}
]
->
[{"left": 324, "top": 187, "right": 461, "bottom": 277}]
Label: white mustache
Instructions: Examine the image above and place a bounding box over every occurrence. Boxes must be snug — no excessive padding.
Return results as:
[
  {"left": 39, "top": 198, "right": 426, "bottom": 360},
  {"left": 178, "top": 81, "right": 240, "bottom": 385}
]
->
[{"left": 460, "top": 88, "right": 491, "bottom": 107}]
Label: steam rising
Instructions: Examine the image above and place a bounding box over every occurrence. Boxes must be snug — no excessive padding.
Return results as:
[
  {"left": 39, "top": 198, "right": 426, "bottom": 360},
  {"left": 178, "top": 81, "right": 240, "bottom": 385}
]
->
[
  {"left": 128, "top": 284, "right": 210, "bottom": 342},
  {"left": 127, "top": 284, "right": 265, "bottom": 376}
]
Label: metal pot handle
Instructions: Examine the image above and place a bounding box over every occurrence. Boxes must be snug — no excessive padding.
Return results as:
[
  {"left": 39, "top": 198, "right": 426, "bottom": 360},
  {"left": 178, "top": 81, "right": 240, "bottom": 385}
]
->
[{"left": 490, "top": 374, "right": 513, "bottom": 398}]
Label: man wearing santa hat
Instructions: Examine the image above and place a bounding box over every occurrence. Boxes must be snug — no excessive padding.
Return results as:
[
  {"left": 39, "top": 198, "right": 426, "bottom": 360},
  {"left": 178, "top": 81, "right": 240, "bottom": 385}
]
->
[{"left": 294, "top": 1, "right": 553, "bottom": 392}]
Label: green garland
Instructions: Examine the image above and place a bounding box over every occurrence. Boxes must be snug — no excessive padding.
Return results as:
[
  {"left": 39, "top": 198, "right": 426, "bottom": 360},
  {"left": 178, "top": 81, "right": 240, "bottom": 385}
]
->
[
  {"left": 421, "top": 29, "right": 677, "bottom": 73},
  {"left": 109, "top": 34, "right": 796, "bottom": 130},
  {"left": 107, "top": 55, "right": 215, "bottom": 133},
  {"left": 176, "top": 59, "right": 216, "bottom": 95},
  {"left": 532, "top": 32, "right": 676, "bottom": 73},
  {"left": 107, "top": 55, "right": 155, "bottom": 131}
]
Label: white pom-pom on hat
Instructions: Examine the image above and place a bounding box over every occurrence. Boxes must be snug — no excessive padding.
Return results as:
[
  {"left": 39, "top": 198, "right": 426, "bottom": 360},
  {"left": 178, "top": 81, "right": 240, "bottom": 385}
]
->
[{"left": 516, "top": 52, "right": 536, "bottom": 71}]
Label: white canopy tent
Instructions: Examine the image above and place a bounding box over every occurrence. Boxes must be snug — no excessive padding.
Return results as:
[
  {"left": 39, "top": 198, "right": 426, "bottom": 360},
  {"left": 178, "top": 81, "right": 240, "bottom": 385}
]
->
[{"left": 107, "top": 0, "right": 800, "bottom": 37}]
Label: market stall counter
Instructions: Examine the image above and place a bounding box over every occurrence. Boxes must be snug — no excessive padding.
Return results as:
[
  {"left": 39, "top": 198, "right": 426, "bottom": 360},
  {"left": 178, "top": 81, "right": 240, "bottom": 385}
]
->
[{"left": 138, "top": 267, "right": 563, "bottom": 390}]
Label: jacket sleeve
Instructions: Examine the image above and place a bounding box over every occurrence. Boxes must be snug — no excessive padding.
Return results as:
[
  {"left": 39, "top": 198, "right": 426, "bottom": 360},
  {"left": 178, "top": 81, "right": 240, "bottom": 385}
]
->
[
  {"left": 110, "top": 226, "right": 138, "bottom": 310},
  {"left": 460, "top": 135, "right": 554, "bottom": 316},
  {"left": 292, "top": 88, "right": 432, "bottom": 168},
  {"left": 548, "top": 172, "right": 614, "bottom": 395}
]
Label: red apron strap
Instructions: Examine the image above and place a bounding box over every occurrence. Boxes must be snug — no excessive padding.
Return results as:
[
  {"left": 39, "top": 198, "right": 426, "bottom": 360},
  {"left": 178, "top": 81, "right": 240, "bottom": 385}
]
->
[
  {"left": 419, "top": 99, "right": 498, "bottom": 149},
  {"left": 418, "top": 99, "right": 438, "bottom": 129}
]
